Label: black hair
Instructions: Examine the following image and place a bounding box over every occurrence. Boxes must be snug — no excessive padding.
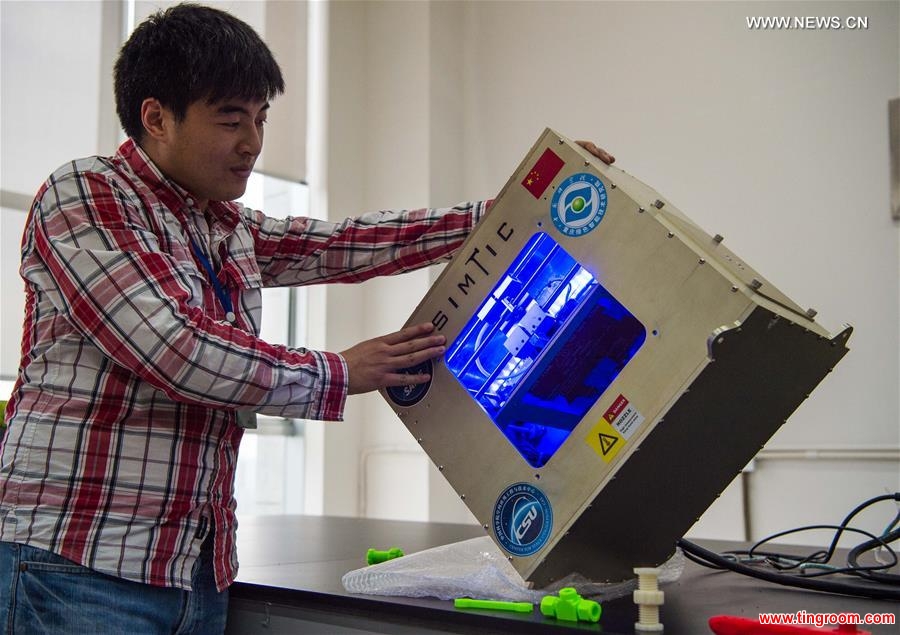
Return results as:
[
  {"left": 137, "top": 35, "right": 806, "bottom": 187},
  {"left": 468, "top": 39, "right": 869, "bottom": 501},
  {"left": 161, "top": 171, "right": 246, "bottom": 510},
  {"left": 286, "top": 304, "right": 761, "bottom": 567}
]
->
[{"left": 114, "top": 3, "right": 285, "bottom": 141}]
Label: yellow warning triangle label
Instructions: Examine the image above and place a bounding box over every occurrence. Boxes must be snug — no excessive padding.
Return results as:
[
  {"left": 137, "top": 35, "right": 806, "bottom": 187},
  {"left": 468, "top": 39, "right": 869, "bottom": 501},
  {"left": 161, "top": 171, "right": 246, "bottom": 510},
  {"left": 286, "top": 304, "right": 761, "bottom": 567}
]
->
[
  {"left": 598, "top": 433, "right": 618, "bottom": 455},
  {"left": 585, "top": 419, "right": 624, "bottom": 463}
]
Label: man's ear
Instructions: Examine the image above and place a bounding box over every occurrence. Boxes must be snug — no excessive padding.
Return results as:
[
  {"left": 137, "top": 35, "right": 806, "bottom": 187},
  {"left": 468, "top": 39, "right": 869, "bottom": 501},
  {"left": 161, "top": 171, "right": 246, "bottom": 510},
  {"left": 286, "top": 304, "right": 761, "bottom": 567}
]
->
[{"left": 140, "top": 98, "right": 170, "bottom": 142}]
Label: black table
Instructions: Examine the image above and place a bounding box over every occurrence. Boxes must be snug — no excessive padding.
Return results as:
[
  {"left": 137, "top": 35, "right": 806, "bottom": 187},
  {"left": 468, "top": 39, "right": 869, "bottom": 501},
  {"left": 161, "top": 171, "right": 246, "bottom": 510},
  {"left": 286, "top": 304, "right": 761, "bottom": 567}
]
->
[{"left": 225, "top": 515, "right": 898, "bottom": 634}]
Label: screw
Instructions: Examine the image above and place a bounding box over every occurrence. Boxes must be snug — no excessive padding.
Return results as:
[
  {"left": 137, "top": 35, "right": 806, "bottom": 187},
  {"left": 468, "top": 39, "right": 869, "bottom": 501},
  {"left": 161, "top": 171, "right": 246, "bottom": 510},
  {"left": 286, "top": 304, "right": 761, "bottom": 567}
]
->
[
  {"left": 713, "top": 234, "right": 724, "bottom": 243},
  {"left": 653, "top": 199, "right": 664, "bottom": 209},
  {"left": 633, "top": 567, "right": 664, "bottom": 632},
  {"left": 750, "top": 279, "right": 763, "bottom": 290}
]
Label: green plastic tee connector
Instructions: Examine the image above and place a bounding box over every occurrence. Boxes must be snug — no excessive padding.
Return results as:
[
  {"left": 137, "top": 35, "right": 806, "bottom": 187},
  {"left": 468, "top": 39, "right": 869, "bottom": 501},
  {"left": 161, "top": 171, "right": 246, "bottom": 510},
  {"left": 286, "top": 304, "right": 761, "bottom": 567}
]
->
[
  {"left": 366, "top": 547, "right": 404, "bottom": 565},
  {"left": 454, "top": 598, "right": 533, "bottom": 613},
  {"left": 540, "top": 587, "right": 601, "bottom": 623}
]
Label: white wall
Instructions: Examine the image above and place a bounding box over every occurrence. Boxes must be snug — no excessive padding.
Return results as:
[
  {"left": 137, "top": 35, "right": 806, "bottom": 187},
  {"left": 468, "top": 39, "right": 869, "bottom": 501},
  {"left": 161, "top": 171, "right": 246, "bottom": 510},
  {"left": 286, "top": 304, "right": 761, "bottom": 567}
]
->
[
  {"left": 317, "top": 0, "right": 484, "bottom": 524},
  {"left": 315, "top": 0, "right": 458, "bottom": 519},
  {"left": 1, "top": 1, "right": 113, "bottom": 194},
  {"left": 322, "top": 0, "right": 900, "bottom": 543}
]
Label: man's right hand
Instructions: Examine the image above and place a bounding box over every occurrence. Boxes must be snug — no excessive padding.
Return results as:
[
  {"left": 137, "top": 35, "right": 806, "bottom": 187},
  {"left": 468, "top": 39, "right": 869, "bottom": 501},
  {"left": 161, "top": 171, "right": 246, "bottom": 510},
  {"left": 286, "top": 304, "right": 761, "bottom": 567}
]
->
[{"left": 340, "top": 322, "right": 446, "bottom": 395}]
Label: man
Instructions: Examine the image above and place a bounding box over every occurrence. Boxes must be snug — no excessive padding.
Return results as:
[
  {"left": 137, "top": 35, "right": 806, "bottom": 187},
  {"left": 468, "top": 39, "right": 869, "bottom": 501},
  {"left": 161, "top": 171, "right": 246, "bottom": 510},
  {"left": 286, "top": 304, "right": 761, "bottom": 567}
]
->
[{"left": 0, "top": 4, "right": 613, "bottom": 633}]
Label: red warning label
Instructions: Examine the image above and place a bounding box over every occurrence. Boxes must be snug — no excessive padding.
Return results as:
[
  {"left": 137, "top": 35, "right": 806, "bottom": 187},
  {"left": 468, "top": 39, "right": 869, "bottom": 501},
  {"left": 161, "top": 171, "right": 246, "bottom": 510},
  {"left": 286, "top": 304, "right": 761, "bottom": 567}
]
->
[
  {"left": 602, "top": 394, "right": 645, "bottom": 440},
  {"left": 603, "top": 394, "right": 629, "bottom": 423}
]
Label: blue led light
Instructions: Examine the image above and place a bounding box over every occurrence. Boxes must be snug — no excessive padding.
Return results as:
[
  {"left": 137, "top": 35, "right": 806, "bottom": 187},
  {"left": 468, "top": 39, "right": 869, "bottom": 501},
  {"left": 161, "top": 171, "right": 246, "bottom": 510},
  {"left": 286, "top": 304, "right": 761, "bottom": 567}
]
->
[{"left": 445, "top": 232, "right": 646, "bottom": 468}]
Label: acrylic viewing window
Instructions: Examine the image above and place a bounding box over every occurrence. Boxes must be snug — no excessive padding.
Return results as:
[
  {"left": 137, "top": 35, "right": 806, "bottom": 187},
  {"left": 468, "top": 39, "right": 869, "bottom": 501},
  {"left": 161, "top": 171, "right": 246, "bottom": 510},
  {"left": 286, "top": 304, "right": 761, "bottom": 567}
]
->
[{"left": 445, "top": 232, "right": 646, "bottom": 468}]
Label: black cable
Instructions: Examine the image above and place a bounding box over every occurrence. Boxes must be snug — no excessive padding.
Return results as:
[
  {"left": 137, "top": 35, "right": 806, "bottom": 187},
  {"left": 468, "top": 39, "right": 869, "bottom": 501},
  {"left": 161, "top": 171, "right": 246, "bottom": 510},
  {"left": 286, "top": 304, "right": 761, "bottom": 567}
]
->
[
  {"left": 676, "top": 493, "right": 900, "bottom": 600},
  {"left": 676, "top": 538, "right": 900, "bottom": 600},
  {"left": 885, "top": 508, "right": 900, "bottom": 534},
  {"left": 723, "top": 524, "right": 897, "bottom": 575},
  {"left": 847, "top": 527, "right": 900, "bottom": 584},
  {"left": 749, "top": 494, "right": 900, "bottom": 566},
  {"left": 723, "top": 494, "right": 900, "bottom": 574}
]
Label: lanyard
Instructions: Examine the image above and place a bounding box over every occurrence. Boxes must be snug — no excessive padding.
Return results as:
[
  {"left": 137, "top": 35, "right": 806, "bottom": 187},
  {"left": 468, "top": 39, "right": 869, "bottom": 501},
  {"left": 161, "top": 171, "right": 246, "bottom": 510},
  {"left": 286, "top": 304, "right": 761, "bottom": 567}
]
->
[
  {"left": 189, "top": 237, "right": 236, "bottom": 323},
  {"left": 189, "top": 236, "right": 255, "bottom": 429}
]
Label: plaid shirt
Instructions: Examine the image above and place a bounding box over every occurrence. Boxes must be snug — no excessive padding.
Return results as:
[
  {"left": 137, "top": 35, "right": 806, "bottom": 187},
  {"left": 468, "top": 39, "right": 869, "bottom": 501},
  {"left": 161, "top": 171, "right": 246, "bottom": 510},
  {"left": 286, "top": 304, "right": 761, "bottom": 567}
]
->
[{"left": 0, "top": 138, "right": 488, "bottom": 591}]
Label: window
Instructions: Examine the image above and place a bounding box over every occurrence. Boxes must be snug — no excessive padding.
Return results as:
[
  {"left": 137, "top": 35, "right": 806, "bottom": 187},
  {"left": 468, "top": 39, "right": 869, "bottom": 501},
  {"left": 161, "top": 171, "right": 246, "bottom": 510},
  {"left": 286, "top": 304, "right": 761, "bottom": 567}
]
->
[
  {"left": 0, "top": 207, "right": 28, "bottom": 400},
  {"left": 234, "top": 173, "right": 310, "bottom": 515},
  {"left": 445, "top": 232, "right": 646, "bottom": 468},
  {"left": 1, "top": 0, "right": 313, "bottom": 518}
]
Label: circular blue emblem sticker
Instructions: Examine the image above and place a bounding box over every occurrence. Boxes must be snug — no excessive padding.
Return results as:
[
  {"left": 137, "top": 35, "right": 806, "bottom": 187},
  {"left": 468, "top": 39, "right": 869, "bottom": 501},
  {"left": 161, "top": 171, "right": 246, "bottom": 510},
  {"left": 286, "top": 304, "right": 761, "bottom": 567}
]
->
[
  {"left": 493, "top": 483, "right": 553, "bottom": 557},
  {"left": 385, "top": 359, "right": 432, "bottom": 407},
  {"left": 550, "top": 172, "right": 608, "bottom": 237}
]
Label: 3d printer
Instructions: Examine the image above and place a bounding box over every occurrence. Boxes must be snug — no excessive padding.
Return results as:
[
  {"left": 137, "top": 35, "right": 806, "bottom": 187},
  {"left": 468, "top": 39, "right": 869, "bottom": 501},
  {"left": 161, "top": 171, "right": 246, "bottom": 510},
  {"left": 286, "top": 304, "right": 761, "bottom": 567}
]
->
[{"left": 382, "top": 129, "right": 851, "bottom": 585}]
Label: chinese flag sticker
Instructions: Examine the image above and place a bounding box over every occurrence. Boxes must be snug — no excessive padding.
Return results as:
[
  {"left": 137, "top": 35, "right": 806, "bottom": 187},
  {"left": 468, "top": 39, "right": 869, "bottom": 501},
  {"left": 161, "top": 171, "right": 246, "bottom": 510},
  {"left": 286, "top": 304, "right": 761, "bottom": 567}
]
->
[{"left": 521, "top": 148, "right": 565, "bottom": 199}]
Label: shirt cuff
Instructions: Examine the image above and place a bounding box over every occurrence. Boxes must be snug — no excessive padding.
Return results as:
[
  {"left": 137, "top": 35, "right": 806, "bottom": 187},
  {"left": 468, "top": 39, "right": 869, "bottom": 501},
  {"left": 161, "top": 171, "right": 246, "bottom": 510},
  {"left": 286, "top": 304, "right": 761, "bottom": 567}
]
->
[
  {"left": 472, "top": 198, "right": 494, "bottom": 229},
  {"left": 309, "top": 349, "right": 348, "bottom": 421}
]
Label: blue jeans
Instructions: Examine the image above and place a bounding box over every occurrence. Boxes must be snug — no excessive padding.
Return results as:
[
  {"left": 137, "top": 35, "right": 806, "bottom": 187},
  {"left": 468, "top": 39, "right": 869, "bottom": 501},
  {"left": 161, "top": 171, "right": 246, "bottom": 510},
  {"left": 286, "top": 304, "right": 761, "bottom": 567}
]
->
[{"left": 0, "top": 535, "right": 228, "bottom": 634}]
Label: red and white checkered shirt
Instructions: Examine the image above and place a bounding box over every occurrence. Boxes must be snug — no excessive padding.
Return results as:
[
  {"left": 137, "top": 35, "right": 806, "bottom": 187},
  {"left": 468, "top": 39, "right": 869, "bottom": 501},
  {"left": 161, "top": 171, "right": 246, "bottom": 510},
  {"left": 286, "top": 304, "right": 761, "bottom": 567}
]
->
[{"left": 0, "top": 138, "right": 488, "bottom": 590}]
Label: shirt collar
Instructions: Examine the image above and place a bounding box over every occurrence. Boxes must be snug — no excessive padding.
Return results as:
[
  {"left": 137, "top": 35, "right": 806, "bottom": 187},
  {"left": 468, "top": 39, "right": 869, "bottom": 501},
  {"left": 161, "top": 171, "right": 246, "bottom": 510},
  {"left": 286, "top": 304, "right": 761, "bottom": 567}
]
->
[{"left": 116, "top": 138, "right": 241, "bottom": 232}]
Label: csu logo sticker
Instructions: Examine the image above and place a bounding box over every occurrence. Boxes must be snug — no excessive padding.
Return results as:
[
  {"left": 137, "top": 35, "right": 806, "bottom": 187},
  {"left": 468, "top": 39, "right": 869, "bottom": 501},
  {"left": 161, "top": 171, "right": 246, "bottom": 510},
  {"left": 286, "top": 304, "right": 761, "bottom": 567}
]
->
[
  {"left": 493, "top": 483, "right": 553, "bottom": 557},
  {"left": 386, "top": 359, "right": 432, "bottom": 407},
  {"left": 550, "top": 172, "right": 608, "bottom": 237}
]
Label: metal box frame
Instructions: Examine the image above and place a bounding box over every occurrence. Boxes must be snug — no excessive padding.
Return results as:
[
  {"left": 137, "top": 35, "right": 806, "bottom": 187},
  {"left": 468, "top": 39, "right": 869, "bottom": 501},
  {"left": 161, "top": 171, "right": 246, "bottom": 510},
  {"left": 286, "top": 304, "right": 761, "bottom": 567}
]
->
[{"left": 381, "top": 129, "right": 851, "bottom": 584}]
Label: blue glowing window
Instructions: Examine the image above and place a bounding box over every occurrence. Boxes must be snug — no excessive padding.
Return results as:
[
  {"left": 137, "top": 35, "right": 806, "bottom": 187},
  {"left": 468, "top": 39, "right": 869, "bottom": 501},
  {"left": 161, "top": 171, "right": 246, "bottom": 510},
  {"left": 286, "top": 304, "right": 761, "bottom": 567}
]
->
[{"left": 445, "top": 232, "right": 645, "bottom": 468}]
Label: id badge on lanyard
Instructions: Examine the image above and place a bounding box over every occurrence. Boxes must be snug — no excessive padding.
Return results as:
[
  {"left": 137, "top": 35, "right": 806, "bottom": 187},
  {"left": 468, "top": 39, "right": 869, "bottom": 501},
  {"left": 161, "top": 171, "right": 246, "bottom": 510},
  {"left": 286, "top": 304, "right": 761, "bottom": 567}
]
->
[{"left": 189, "top": 236, "right": 258, "bottom": 430}]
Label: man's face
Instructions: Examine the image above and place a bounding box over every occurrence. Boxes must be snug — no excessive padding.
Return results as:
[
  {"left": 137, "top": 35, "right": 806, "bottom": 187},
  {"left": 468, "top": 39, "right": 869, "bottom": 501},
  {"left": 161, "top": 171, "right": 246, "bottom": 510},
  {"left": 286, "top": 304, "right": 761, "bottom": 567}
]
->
[{"left": 155, "top": 98, "right": 269, "bottom": 209}]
